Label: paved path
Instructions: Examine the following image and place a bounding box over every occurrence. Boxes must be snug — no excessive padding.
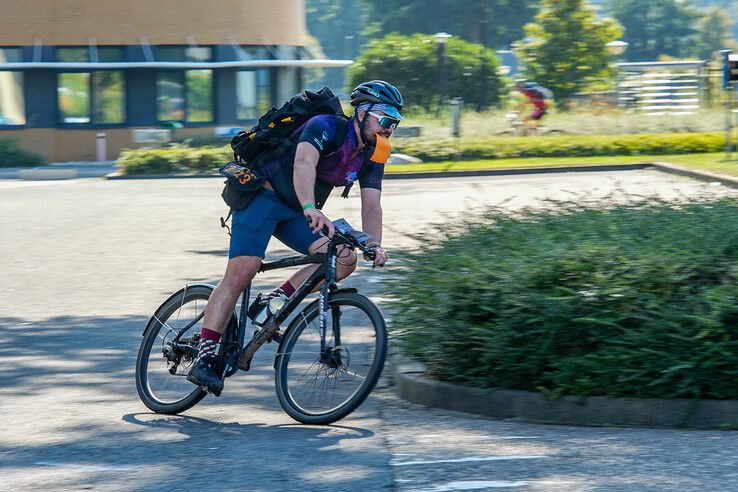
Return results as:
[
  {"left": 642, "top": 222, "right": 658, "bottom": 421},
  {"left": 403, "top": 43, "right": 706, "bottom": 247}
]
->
[{"left": 2, "top": 171, "right": 738, "bottom": 491}]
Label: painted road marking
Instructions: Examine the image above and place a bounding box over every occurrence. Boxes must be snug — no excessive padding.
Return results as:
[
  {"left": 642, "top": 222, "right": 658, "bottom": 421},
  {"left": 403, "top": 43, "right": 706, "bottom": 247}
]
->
[{"left": 391, "top": 455, "right": 548, "bottom": 467}]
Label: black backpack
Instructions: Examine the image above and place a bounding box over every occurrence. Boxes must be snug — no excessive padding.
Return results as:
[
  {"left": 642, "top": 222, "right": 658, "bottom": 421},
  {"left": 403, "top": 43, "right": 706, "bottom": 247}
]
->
[
  {"left": 218, "top": 87, "right": 348, "bottom": 234},
  {"left": 230, "top": 86, "right": 346, "bottom": 168}
]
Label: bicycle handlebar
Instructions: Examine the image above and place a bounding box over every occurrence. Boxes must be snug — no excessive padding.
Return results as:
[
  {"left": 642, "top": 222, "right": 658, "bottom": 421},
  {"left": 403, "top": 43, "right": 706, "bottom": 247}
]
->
[{"left": 306, "top": 216, "right": 377, "bottom": 260}]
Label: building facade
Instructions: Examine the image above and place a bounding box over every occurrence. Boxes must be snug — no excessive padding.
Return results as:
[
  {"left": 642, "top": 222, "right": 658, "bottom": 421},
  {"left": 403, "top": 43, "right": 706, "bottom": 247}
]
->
[{"left": 0, "top": 0, "right": 349, "bottom": 162}]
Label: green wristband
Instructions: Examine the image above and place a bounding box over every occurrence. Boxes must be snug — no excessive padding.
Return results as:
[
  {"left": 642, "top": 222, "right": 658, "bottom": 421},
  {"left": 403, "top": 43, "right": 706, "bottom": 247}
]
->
[{"left": 302, "top": 203, "right": 315, "bottom": 211}]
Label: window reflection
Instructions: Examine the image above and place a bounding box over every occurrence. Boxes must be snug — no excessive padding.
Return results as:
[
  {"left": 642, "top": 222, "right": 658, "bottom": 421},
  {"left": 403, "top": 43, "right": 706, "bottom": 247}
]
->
[
  {"left": 58, "top": 72, "right": 91, "bottom": 123},
  {"left": 93, "top": 71, "right": 125, "bottom": 124},
  {"left": 156, "top": 46, "right": 213, "bottom": 62},
  {"left": 157, "top": 72, "right": 185, "bottom": 121},
  {"left": 0, "top": 71, "right": 25, "bottom": 125},
  {"left": 157, "top": 70, "right": 213, "bottom": 122},
  {"left": 186, "top": 70, "right": 212, "bottom": 122},
  {"left": 56, "top": 47, "right": 89, "bottom": 62},
  {"left": 236, "top": 46, "right": 271, "bottom": 120},
  {"left": 58, "top": 71, "right": 126, "bottom": 124}
]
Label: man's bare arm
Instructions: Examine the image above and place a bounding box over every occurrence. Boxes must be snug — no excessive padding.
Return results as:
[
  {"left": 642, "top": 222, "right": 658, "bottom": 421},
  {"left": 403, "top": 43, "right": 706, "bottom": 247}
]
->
[{"left": 294, "top": 141, "right": 334, "bottom": 236}]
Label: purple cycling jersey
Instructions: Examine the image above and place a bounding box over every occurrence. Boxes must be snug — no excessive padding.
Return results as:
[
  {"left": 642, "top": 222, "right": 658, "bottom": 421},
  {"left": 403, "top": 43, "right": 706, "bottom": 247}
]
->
[{"left": 260, "top": 114, "right": 384, "bottom": 191}]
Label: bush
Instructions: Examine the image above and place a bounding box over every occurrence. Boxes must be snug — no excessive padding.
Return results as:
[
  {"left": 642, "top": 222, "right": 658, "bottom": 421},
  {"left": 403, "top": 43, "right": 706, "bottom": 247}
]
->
[
  {"left": 0, "top": 137, "right": 46, "bottom": 168},
  {"left": 393, "top": 132, "right": 726, "bottom": 162},
  {"left": 387, "top": 198, "right": 738, "bottom": 400},
  {"left": 117, "top": 145, "right": 230, "bottom": 175},
  {"left": 117, "top": 131, "right": 727, "bottom": 174}
]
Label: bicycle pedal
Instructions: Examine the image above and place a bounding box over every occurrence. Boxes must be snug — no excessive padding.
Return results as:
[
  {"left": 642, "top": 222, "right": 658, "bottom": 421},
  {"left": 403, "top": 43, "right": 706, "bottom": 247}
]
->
[
  {"left": 202, "top": 384, "right": 222, "bottom": 397},
  {"left": 271, "top": 331, "right": 282, "bottom": 343}
]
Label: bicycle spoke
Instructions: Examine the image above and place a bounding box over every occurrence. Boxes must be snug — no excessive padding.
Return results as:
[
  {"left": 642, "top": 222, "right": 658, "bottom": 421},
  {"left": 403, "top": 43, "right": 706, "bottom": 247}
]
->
[{"left": 279, "top": 298, "right": 382, "bottom": 417}]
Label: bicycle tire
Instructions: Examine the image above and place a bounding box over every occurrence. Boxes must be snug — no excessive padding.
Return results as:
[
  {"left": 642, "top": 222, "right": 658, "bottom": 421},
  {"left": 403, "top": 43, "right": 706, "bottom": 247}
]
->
[
  {"left": 274, "top": 291, "right": 387, "bottom": 425},
  {"left": 135, "top": 285, "right": 215, "bottom": 414}
]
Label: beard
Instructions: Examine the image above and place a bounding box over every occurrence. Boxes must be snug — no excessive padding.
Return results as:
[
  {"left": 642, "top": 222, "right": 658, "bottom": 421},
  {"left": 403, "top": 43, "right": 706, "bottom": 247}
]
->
[{"left": 362, "top": 127, "right": 376, "bottom": 146}]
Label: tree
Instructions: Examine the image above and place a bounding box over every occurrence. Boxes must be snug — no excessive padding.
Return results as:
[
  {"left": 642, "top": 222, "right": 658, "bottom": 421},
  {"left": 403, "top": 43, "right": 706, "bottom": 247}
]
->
[
  {"left": 692, "top": 1, "right": 738, "bottom": 43},
  {"left": 358, "top": 0, "right": 539, "bottom": 49},
  {"left": 607, "top": 0, "right": 700, "bottom": 61},
  {"left": 693, "top": 7, "right": 735, "bottom": 59},
  {"left": 516, "top": 0, "right": 622, "bottom": 104},
  {"left": 347, "top": 33, "right": 503, "bottom": 111},
  {"left": 305, "top": 0, "right": 372, "bottom": 91}
]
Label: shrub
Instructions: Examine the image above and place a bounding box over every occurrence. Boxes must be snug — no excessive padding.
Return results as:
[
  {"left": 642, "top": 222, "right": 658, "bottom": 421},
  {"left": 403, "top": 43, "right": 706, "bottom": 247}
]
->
[
  {"left": 0, "top": 137, "right": 46, "bottom": 168},
  {"left": 393, "top": 132, "right": 726, "bottom": 162},
  {"left": 117, "top": 145, "right": 230, "bottom": 175},
  {"left": 387, "top": 198, "right": 738, "bottom": 400}
]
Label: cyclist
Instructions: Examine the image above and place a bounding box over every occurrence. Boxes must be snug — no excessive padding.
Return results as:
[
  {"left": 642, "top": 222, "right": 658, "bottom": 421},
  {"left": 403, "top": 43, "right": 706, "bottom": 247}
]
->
[
  {"left": 515, "top": 80, "right": 550, "bottom": 134},
  {"left": 187, "top": 80, "right": 402, "bottom": 394}
]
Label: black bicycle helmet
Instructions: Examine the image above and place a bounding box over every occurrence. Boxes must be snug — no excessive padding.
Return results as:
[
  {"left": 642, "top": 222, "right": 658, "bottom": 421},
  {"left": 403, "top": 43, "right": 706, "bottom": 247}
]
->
[{"left": 350, "top": 80, "right": 404, "bottom": 112}]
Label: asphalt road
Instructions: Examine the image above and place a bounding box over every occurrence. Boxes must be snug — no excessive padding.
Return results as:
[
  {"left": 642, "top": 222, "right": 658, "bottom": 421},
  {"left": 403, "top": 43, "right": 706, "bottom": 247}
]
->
[{"left": 2, "top": 170, "right": 738, "bottom": 491}]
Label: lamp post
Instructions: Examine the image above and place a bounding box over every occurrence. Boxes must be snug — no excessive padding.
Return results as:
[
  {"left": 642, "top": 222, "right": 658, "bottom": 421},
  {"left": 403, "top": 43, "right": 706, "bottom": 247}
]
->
[
  {"left": 434, "top": 32, "right": 452, "bottom": 112},
  {"left": 720, "top": 50, "right": 735, "bottom": 158}
]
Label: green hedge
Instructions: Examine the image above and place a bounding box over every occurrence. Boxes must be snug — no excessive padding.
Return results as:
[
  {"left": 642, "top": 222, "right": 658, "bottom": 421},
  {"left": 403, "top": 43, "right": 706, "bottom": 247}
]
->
[
  {"left": 0, "top": 137, "right": 46, "bottom": 168},
  {"left": 387, "top": 199, "right": 738, "bottom": 400},
  {"left": 117, "top": 145, "right": 230, "bottom": 175},
  {"left": 394, "top": 132, "right": 726, "bottom": 162},
  {"left": 117, "top": 132, "right": 727, "bottom": 174}
]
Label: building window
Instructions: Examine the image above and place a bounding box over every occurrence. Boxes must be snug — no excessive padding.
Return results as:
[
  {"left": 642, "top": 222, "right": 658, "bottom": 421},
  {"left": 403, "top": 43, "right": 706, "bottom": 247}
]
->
[
  {"left": 57, "top": 46, "right": 125, "bottom": 63},
  {"left": 58, "top": 71, "right": 126, "bottom": 124},
  {"left": 235, "top": 47, "right": 271, "bottom": 120},
  {"left": 156, "top": 46, "right": 213, "bottom": 62},
  {"left": 56, "top": 47, "right": 88, "bottom": 62},
  {"left": 157, "top": 70, "right": 213, "bottom": 123},
  {"left": 186, "top": 70, "right": 213, "bottom": 122},
  {"left": 93, "top": 72, "right": 125, "bottom": 124},
  {"left": 0, "top": 48, "right": 25, "bottom": 125},
  {"left": 236, "top": 70, "right": 270, "bottom": 120},
  {"left": 0, "top": 71, "right": 25, "bottom": 125},
  {"left": 157, "top": 72, "right": 185, "bottom": 121}
]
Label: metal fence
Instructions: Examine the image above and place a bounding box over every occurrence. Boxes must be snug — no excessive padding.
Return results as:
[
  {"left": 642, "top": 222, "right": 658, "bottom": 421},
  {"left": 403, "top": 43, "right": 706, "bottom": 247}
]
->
[{"left": 616, "top": 61, "right": 707, "bottom": 115}]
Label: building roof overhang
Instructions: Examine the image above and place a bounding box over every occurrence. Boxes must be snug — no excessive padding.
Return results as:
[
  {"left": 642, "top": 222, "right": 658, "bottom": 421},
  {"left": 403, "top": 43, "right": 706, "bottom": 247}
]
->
[{"left": 0, "top": 59, "right": 353, "bottom": 70}]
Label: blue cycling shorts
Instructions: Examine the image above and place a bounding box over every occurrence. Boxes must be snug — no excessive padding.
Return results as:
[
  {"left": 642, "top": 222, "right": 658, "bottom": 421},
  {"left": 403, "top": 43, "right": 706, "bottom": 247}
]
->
[{"left": 229, "top": 189, "right": 323, "bottom": 258}]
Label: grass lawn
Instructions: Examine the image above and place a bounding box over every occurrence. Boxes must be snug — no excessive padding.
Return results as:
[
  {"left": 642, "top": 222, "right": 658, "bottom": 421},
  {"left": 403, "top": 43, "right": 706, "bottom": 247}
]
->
[{"left": 387, "top": 152, "right": 738, "bottom": 176}]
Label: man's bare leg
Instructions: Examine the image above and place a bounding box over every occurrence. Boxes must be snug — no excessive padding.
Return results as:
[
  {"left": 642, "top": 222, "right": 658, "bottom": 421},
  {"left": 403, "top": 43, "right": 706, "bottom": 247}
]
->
[{"left": 202, "top": 255, "right": 263, "bottom": 335}]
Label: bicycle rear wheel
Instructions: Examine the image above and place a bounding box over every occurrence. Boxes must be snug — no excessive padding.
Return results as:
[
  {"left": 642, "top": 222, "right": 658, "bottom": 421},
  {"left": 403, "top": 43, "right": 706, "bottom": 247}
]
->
[
  {"left": 274, "top": 291, "right": 387, "bottom": 425},
  {"left": 135, "top": 285, "right": 214, "bottom": 414}
]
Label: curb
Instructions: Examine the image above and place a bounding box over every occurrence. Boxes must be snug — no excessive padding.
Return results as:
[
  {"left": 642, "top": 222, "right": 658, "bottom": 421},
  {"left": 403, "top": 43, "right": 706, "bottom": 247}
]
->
[
  {"left": 101, "top": 164, "right": 653, "bottom": 181},
  {"left": 382, "top": 163, "right": 652, "bottom": 180},
  {"left": 17, "top": 168, "right": 79, "bottom": 180},
  {"left": 99, "top": 162, "right": 738, "bottom": 185},
  {"left": 391, "top": 352, "right": 738, "bottom": 429},
  {"left": 6, "top": 161, "right": 738, "bottom": 187},
  {"left": 652, "top": 162, "right": 738, "bottom": 189},
  {"left": 105, "top": 172, "right": 219, "bottom": 180}
]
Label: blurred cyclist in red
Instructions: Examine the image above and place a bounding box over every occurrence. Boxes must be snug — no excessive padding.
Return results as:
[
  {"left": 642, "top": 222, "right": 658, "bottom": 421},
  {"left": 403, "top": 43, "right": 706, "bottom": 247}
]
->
[{"left": 515, "top": 80, "right": 551, "bottom": 135}]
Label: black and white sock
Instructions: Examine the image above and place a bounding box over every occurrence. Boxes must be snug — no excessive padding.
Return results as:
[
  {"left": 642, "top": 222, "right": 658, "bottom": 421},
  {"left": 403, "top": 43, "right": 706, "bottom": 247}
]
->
[{"left": 197, "top": 338, "right": 219, "bottom": 360}]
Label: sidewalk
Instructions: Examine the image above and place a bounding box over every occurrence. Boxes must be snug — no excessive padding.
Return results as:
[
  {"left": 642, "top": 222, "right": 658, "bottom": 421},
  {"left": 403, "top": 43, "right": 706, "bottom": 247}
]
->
[{"left": 0, "top": 161, "right": 117, "bottom": 180}]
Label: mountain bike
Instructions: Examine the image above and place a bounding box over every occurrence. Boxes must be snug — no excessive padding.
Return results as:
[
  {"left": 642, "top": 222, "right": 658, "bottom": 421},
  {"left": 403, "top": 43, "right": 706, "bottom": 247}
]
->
[
  {"left": 493, "top": 110, "right": 568, "bottom": 136},
  {"left": 135, "top": 218, "right": 388, "bottom": 425}
]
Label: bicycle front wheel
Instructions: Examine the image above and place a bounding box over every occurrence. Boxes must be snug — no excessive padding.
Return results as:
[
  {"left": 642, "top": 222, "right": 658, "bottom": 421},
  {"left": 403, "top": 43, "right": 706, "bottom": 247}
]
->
[{"left": 274, "top": 291, "right": 388, "bottom": 425}]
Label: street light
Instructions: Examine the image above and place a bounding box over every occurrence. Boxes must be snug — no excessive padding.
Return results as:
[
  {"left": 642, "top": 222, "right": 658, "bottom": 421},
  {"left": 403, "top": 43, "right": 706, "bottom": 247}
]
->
[
  {"left": 434, "top": 32, "right": 452, "bottom": 111},
  {"left": 606, "top": 40, "right": 628, "bottom": 58}
]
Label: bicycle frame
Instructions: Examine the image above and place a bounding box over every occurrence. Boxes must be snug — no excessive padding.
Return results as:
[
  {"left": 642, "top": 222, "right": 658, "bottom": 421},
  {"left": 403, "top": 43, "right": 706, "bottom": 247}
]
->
[{"left": 229, "top": 241, "right": 344, "bottom": 372}]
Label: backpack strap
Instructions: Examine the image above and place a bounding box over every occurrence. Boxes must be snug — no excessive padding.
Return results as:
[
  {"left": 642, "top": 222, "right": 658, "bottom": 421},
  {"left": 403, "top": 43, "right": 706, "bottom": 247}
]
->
[{"left": 220, "top": 208, "right": 232, "bottom": 236}]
